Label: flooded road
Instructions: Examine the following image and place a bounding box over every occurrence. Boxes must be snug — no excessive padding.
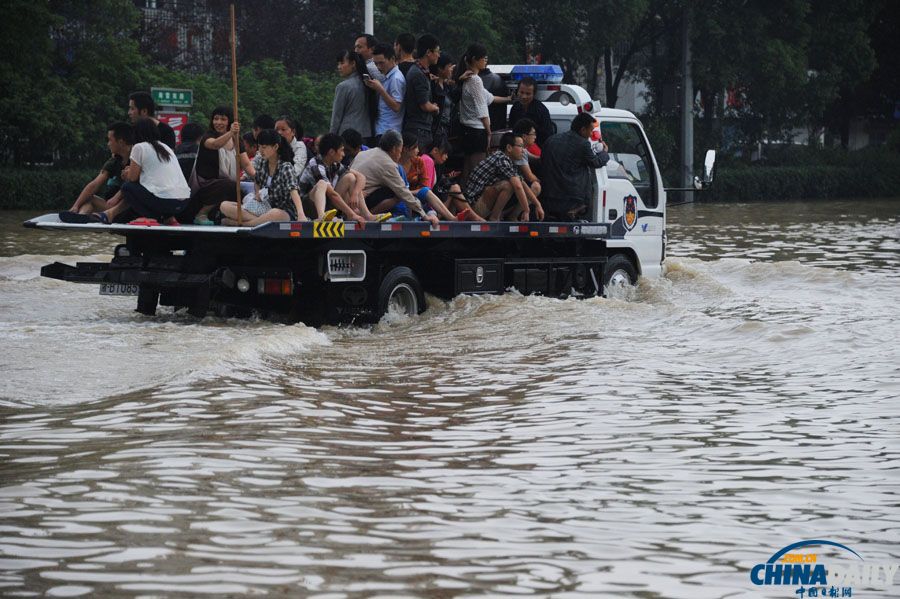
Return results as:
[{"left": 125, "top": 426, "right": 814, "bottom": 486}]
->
[{"left": 1, "top": 200, "right": 899, "bottom": 597}]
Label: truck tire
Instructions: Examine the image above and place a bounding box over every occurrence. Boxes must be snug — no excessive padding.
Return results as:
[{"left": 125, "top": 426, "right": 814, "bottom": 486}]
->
[
  {"left": 602, "top": 254, "right": 637, "bottom": 295},
  {"left": 136, "top": 286, "right": 159, "bottom": 316},
  {"left": 378, "top": 266, "right": 425, "bottom": 318}
]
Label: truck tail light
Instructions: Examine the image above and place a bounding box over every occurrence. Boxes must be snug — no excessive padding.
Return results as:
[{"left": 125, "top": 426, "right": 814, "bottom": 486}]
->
[{"left": 257, "top": 278, "right": 293, "bottom": 295}]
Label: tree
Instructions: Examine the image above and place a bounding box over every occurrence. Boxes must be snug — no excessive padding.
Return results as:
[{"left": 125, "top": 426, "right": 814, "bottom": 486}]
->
[
  {"left": 819, "top": 0, "right": 888, "bottom": 147},
  {"left": 376, "top": 0, "right": 515, "bottom": 63},
  {"left": 0, "top": 1, "right": 75, "bottom": 164},
  {"left": 238, "top": 0, "right": 364, "bottom": 74},
  {"left": 0, "top": 0, "right": 145, "bottom": 165}
]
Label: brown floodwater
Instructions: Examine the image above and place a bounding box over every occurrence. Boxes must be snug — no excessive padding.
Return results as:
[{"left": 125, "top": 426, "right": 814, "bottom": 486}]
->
[{"left": 1, "top": 200, "right": 898, "bottom": 597}]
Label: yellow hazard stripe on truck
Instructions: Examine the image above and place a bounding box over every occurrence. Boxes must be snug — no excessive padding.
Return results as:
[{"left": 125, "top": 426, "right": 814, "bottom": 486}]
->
[{"left": 313, "top": 221, "right": 344, "bottom": 238}]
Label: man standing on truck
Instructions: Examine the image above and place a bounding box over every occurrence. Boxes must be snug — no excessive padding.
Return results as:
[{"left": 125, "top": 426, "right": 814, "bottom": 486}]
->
[
  {"left": 365, "top": 43, "right": 406, "bottom": 141},
  {"left": 354, "top": 33, "right": 384, "bottom": 82},
  {"left": 508, "top": 77, "right": 554, "bottom": 147},
  {"left": 402, "top": 34, "right": 441, "bottom": 152},
  {"left": 540, "top": 112, "right": 609, "bottom": 221}
]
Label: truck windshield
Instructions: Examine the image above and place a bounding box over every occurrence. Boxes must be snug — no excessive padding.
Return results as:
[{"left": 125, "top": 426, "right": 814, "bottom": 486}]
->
[{"left": 600, "top": 121, "right": 656, "bottom": 208}]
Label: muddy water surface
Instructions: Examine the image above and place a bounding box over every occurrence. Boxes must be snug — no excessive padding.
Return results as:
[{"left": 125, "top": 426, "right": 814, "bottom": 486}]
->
[{"left": 0, "top": 200, "right": 898, "bottom": 597}]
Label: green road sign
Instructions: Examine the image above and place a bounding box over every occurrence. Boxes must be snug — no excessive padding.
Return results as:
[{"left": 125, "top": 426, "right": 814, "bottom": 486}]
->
[{"left": 151, "top": 87, "right": 193, "bottom": 108}]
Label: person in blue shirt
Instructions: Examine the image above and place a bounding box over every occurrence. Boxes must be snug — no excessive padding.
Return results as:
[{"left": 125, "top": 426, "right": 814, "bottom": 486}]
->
[{"left": 366, "top": 43, "right": 406, "bottom": 141}]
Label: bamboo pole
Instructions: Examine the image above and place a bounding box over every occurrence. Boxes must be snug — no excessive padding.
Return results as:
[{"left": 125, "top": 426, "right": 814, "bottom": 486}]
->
[{"left": 230, "top": 2, "right": 242, "bottom": 225}]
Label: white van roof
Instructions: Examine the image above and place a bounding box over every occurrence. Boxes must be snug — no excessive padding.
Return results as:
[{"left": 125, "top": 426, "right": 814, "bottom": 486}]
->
[{"left": 490, "top": 64, "right": 641, "bottom": 127}]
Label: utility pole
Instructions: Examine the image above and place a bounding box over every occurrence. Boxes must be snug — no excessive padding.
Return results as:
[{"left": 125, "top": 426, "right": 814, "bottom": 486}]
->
[
  {"left": 364, "top": 0, "right": 374, "bottom": 34},
  {"left": 680, "top": 4, "right": 694, "bottom": 202}
]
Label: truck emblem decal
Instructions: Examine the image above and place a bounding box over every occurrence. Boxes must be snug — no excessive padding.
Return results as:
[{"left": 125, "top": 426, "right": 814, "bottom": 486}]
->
[
  {"left": 476, "top": 266, "right": 484, "bottom": 285},
  {"left": 313, "top": 221, "right": 345, "bottom": 238},
  {"left": 623, "top": 195, "right": 638, "bottom": 231}
]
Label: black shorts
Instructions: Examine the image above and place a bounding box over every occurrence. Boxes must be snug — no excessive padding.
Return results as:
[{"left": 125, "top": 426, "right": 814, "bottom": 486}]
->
[
  {"left": 460, "top": 126, "right": 488, "bottom": 155},
  {"left": 364, "top": 187, "right": 395, "bottom": 210}
]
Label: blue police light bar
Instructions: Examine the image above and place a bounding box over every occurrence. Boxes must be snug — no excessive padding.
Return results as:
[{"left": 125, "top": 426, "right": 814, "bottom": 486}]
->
[{"left": 510, "top": 65, "right": 564, "bottom": 83}]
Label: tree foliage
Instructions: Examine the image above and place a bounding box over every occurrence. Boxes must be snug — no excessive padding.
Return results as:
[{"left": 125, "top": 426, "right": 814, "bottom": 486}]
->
[
  {"left": 0, "top": 0, "right": 337, "bottom": 166},
  {"left": 376, "top": 0, "right": 514, "bottom": 64},
  {"left": 0, "top": 0, "right": 895, "bottom": 167}
]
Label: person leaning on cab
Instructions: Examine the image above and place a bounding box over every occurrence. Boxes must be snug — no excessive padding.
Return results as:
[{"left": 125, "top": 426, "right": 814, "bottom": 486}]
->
[
  {"left": 219, "top": 129, "right": 308, "bottom": 226},
  {"left": 508, "top": 76, "right": 553, "bottom": 148},
  {"left": 540, "top": 112, "right": 610, "bottom": 222},
  {"left": 185, "top": 106, "right": 255, "bottom": 225},
  {"left": 450, "top": 132, "right": 543, "bottom": 222},
  {"left": 350, "top": 130, "right": 439, "bottom": 226}
]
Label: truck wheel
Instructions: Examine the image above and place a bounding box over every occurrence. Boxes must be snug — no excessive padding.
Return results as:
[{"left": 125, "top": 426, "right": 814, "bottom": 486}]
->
[
  {"left": 602, "top": 254, "right": 637, "bottom": 295},
  {"left": 136, "top": 286, "right": 159, "bottom": 316},
  {"left": 378, "top": 266, "right": 425, "bottom": 318}
]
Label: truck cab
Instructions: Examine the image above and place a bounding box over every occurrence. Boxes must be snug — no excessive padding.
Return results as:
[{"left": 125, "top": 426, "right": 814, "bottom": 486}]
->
[{"left": 492, "top": 64, "right": 667, "bottom": 278}]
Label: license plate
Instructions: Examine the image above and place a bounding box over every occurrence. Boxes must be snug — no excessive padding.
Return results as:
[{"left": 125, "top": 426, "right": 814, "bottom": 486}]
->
[{"left": 99, "top": 283, "right": 139, "bottom": 296}]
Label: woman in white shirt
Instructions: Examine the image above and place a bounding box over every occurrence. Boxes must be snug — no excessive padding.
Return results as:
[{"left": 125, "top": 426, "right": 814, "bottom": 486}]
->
[
  {"left": 87, "top": 117, "right": 191, "bottom": 225},
  {"left": 454, "top": 44, "right": 509, "bottom": 183}
]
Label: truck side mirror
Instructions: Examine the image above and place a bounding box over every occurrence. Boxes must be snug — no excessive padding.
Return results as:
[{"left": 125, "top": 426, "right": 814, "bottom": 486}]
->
[
  {"left": 692, "top": 149, "right": 716, "bottom": 190},
  {"left": 703, "top": 149, "right": 716, "bottom": 184}
]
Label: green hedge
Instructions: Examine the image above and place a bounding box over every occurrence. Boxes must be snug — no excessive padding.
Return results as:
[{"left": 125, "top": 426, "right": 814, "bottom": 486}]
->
[
  {"left": 3, "top": 157, "right": 899, "bottom": 211},
  {"left": 0, "top": 168, "right": 96, "bottom": 210},
  {"left": 708, "top": 163, "right": 900, "bottom": 201}
]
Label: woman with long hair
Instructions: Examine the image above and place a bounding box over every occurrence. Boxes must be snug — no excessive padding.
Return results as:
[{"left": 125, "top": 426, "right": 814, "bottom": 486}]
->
[
  {"left": 453, "top": 44, "right": 507, "bottom": 183},
  {"left": 397, "top": 131, "right": 458, "bottom": 221},
  {"left": 67, "top": 117, "right": 191, "bottom": 225},
  {"left": 189, "top": 105, "right": 255, "bottom": 225},
  {"left": 274, "top": 115, "right": 308, "bottom": 174},
  {"left": 219, "top": 129, "right": 308, "bottom": 225},
  {"left": 330, "top": 50, "right": 378, "bottom": 143},
  {"left": 430, "top": 54, "right": 455, "bottom": 147}
]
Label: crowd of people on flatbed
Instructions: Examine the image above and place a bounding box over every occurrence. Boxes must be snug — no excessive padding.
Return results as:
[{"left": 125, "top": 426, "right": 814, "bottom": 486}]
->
[{"left": 60, "top": 32, "right": 610, "bottom": 228}]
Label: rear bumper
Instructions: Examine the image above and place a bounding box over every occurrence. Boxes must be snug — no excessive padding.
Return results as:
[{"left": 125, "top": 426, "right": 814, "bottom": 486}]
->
[{"left": 40, "top": 261, "right": 234, "bottom": 290}]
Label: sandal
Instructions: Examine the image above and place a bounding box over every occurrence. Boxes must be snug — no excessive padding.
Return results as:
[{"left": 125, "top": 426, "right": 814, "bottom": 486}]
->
[
  {"left": 321, "top": 209, "right": 338, "bottom": 222},
  {"left": 456, "top": 208, "right": 479, "bottom": 221},
  {"left": 90, "top": 212, "right": 110, "bottom": 225},
  {"left": 373, "top": 213, "right": 392, "bottom": 223},
  {"left": 193, "top": 216, "right": 215, "bottom": 226}
]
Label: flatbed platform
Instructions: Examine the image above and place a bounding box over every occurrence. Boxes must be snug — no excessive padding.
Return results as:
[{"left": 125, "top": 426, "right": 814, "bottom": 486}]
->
[
  {"left": 25, "top": 213, "right": 636, "bottom": 325},
  {"left": 24, "top": 214, "right": 610, "bottom": 241}
]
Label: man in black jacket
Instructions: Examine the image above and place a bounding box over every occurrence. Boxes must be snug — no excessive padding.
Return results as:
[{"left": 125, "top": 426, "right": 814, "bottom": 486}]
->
[
  {"left": 508, "top": 77, "right": 554, "bottom": 147},
  {"left": 541, "top": 112, "right": 609, "bottom": 221}
]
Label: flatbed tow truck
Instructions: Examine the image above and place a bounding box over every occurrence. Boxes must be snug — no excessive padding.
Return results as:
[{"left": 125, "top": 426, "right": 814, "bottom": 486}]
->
[{"left": 24, "top": 65, "right": 714, "bottom": 325}]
